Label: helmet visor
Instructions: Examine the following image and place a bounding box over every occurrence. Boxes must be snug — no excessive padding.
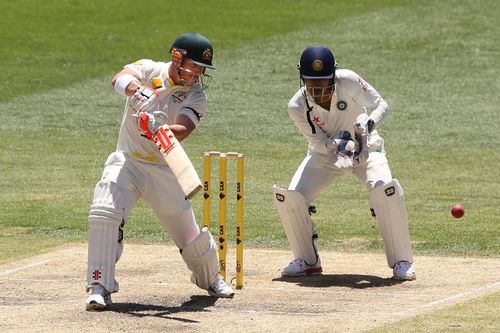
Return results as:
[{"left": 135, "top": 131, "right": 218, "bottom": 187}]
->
[
  {"left": 302, "top": 79, "right": 335, "bottom": 104},
  {"left": 178, "top": 66, "right": 212, "bottom": 90}
]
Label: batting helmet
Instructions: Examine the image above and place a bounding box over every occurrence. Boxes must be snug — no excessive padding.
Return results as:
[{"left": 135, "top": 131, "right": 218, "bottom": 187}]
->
[
  {"left": 170, "top": 32, "right": 215, "bottom": 69},
  {"left": 298, "top": 46, "right": 337, "bottom": 79}
]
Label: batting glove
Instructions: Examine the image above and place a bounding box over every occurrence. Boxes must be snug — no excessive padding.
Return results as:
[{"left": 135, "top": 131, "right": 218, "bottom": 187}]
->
[
  {"left": 129, "top": 86, "right": 160, "bottom": 114},
  {"left": 134, "top": 110, "right": 169, "bottom": 139}
]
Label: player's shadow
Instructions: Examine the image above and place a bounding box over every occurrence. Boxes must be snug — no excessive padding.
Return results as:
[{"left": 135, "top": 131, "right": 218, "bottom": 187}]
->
[
  {"left": 273, "top": 274, "right": 405, "bottom": 289},
  {"left": 108, "top": 295, "right": 218, "bottom": 323}
]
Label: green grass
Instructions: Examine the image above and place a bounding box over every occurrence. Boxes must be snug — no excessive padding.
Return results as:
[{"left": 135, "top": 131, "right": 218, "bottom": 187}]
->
[
  {"left": 1, "top": 0, "right": 499, "bottom": 257},
  {"left": 0, "top": 0, "right": 400, "bottom": 102},
  {"left": 369, "top": 290, "right": 500, "bottom": 333},
  {"left": 1, "top": 0, "right": 499, "bottom": 331}
]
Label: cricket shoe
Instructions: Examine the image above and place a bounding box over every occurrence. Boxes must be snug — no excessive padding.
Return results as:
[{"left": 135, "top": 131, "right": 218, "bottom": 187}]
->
[
  {"left": 281, "top": 258, "right": 323, "bottom": 277},
  {"left": 207, "top": 275, "right": 235, "bottom": 298},
  {"left": 393, "top": 261, "right": 416, "bottom": 281},
  {"left": 85, "top": 284, "right": 112, "bottom": 311}
]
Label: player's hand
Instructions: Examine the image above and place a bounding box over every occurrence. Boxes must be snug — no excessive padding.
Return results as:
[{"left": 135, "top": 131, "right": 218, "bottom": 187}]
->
[
  {"left": 326, "top": 131, "right": 355, "bottom": 154},
  {"left": 326, "top": 131, "right": 356, "bottom": 168},
  {"left": 129, "top": 86, "right": 159, "bottom": 114},
  {"left": 354, "top": 109, "right": 375, "bottom": 135},
  {"left": 133, "top": 110, "right": 168, "bottom": 139},
  {"left": 334, "top": 139, "right": 355, "bottom": 168}
]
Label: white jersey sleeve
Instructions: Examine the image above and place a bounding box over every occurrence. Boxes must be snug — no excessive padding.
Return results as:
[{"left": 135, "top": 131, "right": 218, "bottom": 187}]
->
[
  {"left": 336, "top": 69, "right": 389, "bottom": 128},
  {"left": 124, "top": 59, "right": 164, "bottom": 86}
]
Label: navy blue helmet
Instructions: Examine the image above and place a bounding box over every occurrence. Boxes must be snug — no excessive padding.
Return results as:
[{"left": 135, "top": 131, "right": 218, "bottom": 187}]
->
[{"left": 298, "top": 46, "right": 337, "bottom": 79}]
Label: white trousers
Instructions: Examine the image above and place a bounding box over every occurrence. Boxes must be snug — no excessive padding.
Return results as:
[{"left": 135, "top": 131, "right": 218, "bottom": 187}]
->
[
  {"left": 90, "top": 151, "right": 200, "bottom": 248},
  {"left": 288, "top": 151, "right": 393, "bottom": 204}
]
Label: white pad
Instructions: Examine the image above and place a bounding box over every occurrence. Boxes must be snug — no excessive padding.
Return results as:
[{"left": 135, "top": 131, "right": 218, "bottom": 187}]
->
[
  {"left": 370, "top": 179, "right": 413, "bottom": 268},
  {"left": 87, "top": 210, "right": 123, "bottom": 293},
  {"left": 181, "top": 227, "right": 219, "bottom": 290},
  {"left": 272, "top": 185, "right": 319, "bottom": 265}
]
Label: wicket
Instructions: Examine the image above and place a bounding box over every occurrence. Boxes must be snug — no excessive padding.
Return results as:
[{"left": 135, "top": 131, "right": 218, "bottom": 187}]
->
[{"left": 203, "top": 151, "right": 244, "bottom": 289}]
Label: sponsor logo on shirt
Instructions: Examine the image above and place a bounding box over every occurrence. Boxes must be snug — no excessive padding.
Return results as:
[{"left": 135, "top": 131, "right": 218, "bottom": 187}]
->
[{"left": 358, "top": 77, "right": 368, "bottom": 91}]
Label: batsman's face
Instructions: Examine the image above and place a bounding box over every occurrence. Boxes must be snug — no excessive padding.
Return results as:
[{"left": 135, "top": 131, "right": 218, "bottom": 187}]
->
[
  {"left": 179, "top": 60, "right": 206, "bottom": 87},
  {"left": 304, "top": 78, "right": 334, "bottom": 104}
]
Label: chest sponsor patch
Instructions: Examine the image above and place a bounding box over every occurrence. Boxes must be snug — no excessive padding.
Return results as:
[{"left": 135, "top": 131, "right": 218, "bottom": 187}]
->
[{"left": 337, "top": 100, "right": 347, "bottom": 110}]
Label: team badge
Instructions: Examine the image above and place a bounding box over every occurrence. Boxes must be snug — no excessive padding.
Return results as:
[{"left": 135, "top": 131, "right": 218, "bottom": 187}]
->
[
  {"left": 337, "top": 101, "right": 347, "bottom": 110},
  {"left": 152, "top": 77, "right": 163, "bottom": 89},
  {"left": 312, "top": 59, "right": 324, "bottom": 71},
  {"left": 202, "top": 49, "right": 213, "bottom": 62}
]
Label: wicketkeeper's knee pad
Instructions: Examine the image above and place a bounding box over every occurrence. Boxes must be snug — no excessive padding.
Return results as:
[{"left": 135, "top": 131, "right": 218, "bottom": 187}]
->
[
  {"left": 87, "top": 202, "right": 125, "bottom": 293},
  {"left": 181, "top": 227, "right": 219, "bottom": 290},
  {"left": 370, "top": 179, "right": 413, "bottom": 268}
]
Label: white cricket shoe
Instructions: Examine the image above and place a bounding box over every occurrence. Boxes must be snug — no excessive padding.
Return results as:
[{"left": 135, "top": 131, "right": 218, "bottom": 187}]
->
[
  {"left": 393, "top": 261, "right": 416, "bottom": 281},
  {"left": 85, "top": 284, "right": 112, "bottom": 311},
  {"left": 281, "top": 258, "right": 323, "bottom": 277},
  {"left": 207, "top": 275, "right": 235, "bottom": 298}
]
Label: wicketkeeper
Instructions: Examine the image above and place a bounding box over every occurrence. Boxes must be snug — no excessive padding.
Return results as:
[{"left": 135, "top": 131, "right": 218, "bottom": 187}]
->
[
  {"left": 273, "top": 46, "right": 416, "bottom": 280},
  {"left": 85, "top": 32, "right": 234, "bottom": 311}
]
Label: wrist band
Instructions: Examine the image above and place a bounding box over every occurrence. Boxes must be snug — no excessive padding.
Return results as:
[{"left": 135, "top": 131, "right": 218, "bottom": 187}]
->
[{"left": 114, "top": 74, "right": 139, "bottom": 96}]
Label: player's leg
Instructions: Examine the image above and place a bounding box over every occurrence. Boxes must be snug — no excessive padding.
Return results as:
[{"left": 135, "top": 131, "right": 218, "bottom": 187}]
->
[
  {"left": 86, "top": 153, "right": 140, "bottom": 310},
  {"left": 144, "top": 164, "right": 234, "bottom": 298},
  {"left": 273, "top": 186, "right": 322, "bottom": 276},
  {"left": 276, "top": 153, "right": 340, "bottom": 276},
  {"left": 355, "top": 152, "right": 415, "bottom": 280}
]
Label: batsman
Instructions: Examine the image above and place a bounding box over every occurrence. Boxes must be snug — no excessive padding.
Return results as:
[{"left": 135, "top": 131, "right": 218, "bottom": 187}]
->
[
  {"left": 85, "top": 32, "right": 234, "bottom": 311},
  {"left": 273, "top": 46, "right": 416, "bottom": 280}
]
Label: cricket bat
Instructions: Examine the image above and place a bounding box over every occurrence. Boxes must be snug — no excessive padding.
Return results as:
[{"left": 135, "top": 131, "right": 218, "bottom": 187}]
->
[{"left": 154, "top": 126, "right": 202, "bottom": 199}]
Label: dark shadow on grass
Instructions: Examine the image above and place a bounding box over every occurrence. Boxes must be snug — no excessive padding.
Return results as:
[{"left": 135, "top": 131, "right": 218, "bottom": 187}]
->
[
  {"left": 273, "top": 274, "right": 405, "bottom": 289},
  {"left": 107, "top": 295, "right": 218, "bottom": 323}
]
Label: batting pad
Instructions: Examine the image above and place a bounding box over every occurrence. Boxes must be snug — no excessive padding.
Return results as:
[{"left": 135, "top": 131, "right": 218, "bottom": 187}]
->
[
  {"left": 370, "top": 179, "right": 413, "bottom": 268},
  {"left": 181, "top": 227, "right": 219, "bottom": 290},
  {"left": 87, "top": 212, "right": 123, "bottom": 293},
  {"left": 272, "top": 186, "right": 319, "bottom": 266}
]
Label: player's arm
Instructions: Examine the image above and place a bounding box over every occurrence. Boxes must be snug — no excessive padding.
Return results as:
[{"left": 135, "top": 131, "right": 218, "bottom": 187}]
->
[
  {"left": 344, "top": 70, "right": 389, "bottom": 128},
  {"left": 169, "top": 114, "right": 196, "bottom": 142},
  {"left": 111, "top": 68, "right": 142, "bottom": 96}
]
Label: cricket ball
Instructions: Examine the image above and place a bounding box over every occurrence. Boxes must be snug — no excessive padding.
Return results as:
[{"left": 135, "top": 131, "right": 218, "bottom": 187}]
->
[{"left": 451, "top": 204, "right": 465, "bottom": 218}]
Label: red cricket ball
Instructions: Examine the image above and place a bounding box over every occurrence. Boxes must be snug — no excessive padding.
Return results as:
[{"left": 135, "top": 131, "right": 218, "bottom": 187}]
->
[{"left": 451, "top": 204, "right": 465, "bottom": 218}]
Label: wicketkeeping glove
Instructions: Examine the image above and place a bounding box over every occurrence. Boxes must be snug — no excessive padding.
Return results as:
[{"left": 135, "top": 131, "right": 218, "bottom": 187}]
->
[
  {"left": 326, "top": 130, "right": 356, "bottom": 168},
  {"left": 354, "top": 109, "right": 375, "bottom": 136},
  {"left": 353, "top": 109, "right": 374, "bottom": 164}
]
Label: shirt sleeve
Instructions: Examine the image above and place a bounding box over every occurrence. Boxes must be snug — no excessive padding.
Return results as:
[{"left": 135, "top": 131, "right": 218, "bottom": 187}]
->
[
  {"left": 177, "top": 89, "right": 207, "bottom": 128},
  {"left": 124, "top": 59, "right": 161, "bottom": 84},
  {"left": 341, "top": 70, "right": 390, "bottom": 128}
]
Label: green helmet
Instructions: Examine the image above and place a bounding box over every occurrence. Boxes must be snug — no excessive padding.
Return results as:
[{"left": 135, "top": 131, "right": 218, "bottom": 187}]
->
[{"left": 170, "top": 32, "right": 215, "bottom": 69}]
